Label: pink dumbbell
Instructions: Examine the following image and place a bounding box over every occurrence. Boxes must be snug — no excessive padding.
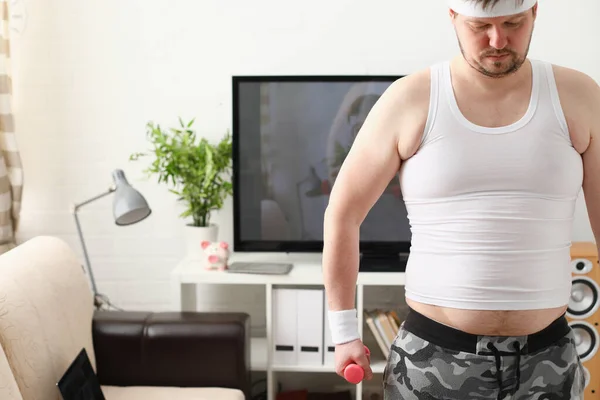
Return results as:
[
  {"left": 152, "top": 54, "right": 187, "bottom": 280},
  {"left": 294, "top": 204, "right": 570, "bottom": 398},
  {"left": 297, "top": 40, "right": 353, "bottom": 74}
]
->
[{"left": 343, "top": 346, "right": 370, "bottom": 384}]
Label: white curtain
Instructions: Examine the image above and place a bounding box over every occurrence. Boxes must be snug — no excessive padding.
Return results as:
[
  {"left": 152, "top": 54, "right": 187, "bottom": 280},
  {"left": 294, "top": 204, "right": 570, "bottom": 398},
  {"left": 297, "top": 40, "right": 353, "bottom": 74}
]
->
[{"left": 0, "top": 0, "right": 22, "bottom": 254}]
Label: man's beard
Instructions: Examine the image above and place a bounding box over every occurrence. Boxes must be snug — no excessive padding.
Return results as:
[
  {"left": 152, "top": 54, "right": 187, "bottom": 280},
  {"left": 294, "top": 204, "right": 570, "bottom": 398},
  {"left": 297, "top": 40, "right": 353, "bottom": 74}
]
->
[{"left": 457, "top": 32, "right": 532, "bottom": 78}]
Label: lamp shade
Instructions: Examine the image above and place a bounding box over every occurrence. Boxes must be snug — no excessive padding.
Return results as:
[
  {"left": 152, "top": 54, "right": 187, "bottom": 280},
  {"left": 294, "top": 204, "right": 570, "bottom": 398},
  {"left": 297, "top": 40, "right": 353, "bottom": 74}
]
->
[{"left": 111, "top": 169, "right": 151, "bottom": 226}]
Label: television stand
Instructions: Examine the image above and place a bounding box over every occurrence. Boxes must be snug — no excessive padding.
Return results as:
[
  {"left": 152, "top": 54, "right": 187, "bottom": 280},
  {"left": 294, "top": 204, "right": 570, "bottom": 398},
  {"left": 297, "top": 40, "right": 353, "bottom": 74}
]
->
[
  {"left": 171, "top": 254, "right": 407, "bottom": 400},
  {"left": 359, "top": 251, "right": 408, "bottom": 272}
]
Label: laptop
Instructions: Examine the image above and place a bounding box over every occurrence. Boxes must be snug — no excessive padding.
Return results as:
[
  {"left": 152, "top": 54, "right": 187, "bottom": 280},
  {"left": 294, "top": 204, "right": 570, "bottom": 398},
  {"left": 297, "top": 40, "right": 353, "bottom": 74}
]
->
[
  {"left": 57, "top": 348, "right": 105, "bottom": 400},
  {"left": 227, "top": 262, "right": 293, "bottom": 275}
]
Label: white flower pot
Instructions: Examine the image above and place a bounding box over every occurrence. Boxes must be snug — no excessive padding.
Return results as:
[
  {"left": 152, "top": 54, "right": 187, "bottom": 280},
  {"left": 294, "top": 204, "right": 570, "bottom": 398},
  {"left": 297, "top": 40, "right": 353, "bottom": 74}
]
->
[{"left": 184, "top": 223, "right": 218, "bottom": 260}]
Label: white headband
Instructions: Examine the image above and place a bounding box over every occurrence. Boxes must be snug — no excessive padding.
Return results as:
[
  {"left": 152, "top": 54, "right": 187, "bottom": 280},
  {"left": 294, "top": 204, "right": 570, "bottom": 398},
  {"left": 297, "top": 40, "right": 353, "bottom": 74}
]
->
[{"left": 448, "top": 0, "right": 537, "bottom": 17}]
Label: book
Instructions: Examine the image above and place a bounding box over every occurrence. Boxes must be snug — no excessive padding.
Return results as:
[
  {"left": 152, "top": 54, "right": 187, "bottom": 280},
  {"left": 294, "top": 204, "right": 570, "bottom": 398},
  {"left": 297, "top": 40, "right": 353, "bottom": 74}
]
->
[
  {"left": 363, "top": 309, "right": 404, "bottom": 358},
  {"left": 364, "top": 310, "right": 389, "bottom": 358}
]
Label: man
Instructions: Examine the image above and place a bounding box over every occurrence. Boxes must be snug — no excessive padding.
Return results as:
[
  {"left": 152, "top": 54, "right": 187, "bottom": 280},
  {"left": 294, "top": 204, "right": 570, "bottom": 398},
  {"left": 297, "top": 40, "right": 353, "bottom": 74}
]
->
[
  {"left": 325, "top": 85, "right": 411, "bottom": 242},
  {"left": 322, "top": 0, "right": 600, "bottom": 398}
]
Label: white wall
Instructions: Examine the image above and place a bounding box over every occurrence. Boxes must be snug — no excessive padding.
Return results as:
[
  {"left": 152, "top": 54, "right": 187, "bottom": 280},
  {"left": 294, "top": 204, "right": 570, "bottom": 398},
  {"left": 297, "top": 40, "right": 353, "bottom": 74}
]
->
[{"left": 10, "top": 0, "right": 600, "bottom": 318}]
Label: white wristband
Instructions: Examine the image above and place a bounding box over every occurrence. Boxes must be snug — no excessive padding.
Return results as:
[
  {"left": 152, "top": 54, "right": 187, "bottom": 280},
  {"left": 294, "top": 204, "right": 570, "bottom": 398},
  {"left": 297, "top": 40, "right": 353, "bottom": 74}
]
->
[{"left": 327, "top": 309, "right": 360, "bottom": 345}]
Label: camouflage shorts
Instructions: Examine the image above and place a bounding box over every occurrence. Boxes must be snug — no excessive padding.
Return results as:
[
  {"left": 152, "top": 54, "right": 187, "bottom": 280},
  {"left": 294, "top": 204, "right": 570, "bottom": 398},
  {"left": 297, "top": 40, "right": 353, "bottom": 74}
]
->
[{"left": 383, "top": 308, "right": 586, "bottom": 400}]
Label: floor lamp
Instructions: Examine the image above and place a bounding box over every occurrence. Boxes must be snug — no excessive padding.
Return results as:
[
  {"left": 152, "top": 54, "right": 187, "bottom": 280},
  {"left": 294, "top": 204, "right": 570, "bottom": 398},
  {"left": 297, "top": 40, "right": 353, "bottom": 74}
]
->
[{"left": 72, "top": 169, "right": 151, "bottom": 310}]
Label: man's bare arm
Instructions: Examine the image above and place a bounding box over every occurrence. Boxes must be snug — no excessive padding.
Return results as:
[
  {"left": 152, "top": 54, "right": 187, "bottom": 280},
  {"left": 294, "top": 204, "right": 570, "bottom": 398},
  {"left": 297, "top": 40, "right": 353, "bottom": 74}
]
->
[
  {"left": 322, "top": 74, "right": 426, "bottom": 313},
  {"left": 582, "top": 78, "right": 600, "bottom": 254}
]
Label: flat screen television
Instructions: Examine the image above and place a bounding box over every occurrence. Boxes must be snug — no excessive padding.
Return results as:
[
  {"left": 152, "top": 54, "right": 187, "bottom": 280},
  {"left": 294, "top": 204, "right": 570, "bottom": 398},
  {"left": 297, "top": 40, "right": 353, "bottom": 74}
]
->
[{"left": 232, "top": 75, "right": 410, "bottom": 272}]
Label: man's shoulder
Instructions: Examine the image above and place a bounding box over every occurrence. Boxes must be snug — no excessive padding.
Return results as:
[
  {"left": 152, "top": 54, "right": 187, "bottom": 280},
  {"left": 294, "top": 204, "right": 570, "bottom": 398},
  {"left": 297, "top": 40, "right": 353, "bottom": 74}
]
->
[
  {"left": 543, "top": 61, "right": 600, "bottom": 142},
  {"left": 382, "top": 66, "right": 432, "bottom": 108},
  {"left": 545, "top": 61, "right": 600, "bottom": 101},
  {"left": 391, "top": 66, "right": 431, "bottom": 91}
]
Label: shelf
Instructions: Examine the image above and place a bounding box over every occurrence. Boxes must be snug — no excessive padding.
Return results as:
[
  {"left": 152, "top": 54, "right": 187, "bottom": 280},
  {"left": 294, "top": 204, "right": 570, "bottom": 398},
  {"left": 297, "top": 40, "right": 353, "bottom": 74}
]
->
[
  {"left": 272, "top": 362, "right": 337, "bottom": 373},
  {"left": 251, "top": 337, "right": 268, "bottom": 371},
  {"left": 371, "top": 361, "right": 385, "bottom": 374},
  {"left": 172, "top": 256, "right": 401, "bottom": 400},
  {"left": 273, "top": 360, "right": 385, "bottom": 374},
  {"left": 172, "top": 257, "right": 405, "bottom": 286},
  {"left": 250, "top": 337, "right": 385, "bottom": 374}
]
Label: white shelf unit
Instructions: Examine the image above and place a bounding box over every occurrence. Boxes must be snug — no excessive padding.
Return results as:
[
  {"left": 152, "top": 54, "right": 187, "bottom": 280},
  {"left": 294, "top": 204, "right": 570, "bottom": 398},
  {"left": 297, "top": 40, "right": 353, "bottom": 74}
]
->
[{"left": 171, "top": 257, "right": 405, "bottom": 400}]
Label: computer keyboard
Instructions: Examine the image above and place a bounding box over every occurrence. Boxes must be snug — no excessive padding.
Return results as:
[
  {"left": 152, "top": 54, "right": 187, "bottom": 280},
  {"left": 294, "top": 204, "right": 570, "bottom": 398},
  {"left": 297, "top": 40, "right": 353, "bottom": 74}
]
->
[{"left": 227, "top": 262, "right": 293, "bottom": 275}]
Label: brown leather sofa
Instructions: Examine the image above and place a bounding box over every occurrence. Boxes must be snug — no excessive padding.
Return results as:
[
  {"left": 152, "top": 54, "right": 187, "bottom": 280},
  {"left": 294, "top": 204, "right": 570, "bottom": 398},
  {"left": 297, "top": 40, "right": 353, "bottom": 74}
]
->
[
  {"left": 93, "top": 310, "right": 251, "bottom": 399},
  {"left": 0, "top": 236, "right": 251, "bottom": 400}
]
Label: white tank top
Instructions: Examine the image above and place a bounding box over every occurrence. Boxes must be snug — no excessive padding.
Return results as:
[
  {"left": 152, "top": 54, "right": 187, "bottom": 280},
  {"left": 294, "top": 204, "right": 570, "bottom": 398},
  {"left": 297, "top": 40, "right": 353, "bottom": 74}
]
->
[{"left": 399, "top": 59, "right": 583, "bottom": 310}]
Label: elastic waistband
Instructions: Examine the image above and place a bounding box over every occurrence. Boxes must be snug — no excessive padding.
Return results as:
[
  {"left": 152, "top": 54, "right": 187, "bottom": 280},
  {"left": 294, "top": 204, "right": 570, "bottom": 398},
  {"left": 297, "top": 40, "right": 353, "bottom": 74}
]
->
[{"left": 403, "top": 307, "right": 570, "bottom": 354}]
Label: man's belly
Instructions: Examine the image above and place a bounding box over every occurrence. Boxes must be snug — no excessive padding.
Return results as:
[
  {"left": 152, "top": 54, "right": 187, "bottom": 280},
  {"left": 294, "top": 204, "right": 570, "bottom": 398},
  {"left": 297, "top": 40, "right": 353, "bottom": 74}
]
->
[{"left": 406, "top": 298, "right": 568, "bottom": 336}]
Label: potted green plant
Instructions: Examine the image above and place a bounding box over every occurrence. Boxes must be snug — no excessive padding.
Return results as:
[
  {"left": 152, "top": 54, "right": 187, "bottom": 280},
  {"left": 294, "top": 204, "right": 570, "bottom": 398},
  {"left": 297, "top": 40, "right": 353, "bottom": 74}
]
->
[{"left": 130, "top": 117, "right": 233, "bottom": 258}]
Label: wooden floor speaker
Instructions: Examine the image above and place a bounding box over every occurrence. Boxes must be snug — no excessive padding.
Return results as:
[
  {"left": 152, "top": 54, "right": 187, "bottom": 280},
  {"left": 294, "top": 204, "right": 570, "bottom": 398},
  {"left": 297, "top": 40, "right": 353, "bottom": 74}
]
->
[{"left": 569, "top": 242, "right": 600, "bottom": 398}]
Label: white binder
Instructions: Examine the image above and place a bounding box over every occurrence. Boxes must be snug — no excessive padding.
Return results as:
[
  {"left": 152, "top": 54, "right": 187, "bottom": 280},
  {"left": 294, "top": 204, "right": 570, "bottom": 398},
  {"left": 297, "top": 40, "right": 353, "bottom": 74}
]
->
[
  {"left": 322, "top": 292, "right": 336, "bottom": 365},
  {"left": 296, "top": 288, "right": 324, "bottom": 365},
  {"left": 272, "top": 288, "right": 298, "bottom": 365}
]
